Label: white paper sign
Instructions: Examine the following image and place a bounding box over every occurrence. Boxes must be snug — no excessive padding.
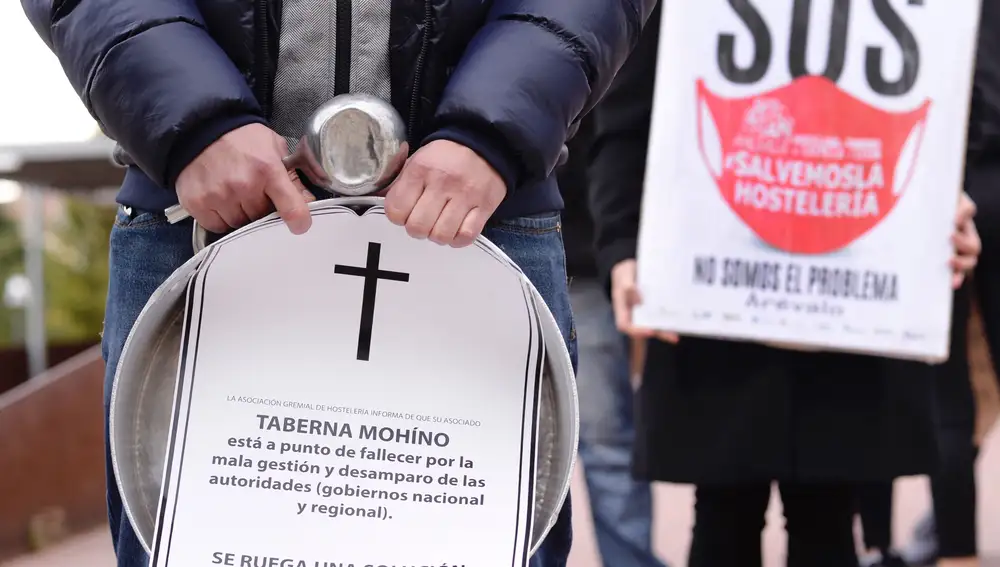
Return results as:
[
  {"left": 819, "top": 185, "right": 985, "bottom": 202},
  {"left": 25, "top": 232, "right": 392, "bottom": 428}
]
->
[
  {"left": 634, "top": 0, "right": 983, "bottom": 361},
  {"left": 150, "top": 204, "right": 543, "bottom": 567}
]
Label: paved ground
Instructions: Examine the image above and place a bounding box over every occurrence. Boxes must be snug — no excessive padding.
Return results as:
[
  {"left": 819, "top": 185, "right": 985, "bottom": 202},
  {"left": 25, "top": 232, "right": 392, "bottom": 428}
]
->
[{"left": 5, "top": 430, "right": 997, "bottom": 567}]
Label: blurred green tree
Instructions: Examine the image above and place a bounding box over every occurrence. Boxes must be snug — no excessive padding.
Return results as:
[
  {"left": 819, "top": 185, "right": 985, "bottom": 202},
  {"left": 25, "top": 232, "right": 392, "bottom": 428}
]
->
[
  {"left": 0, "top": 208, "right": 25, "bottom": 345},
  {"left": 0, "top": 196, "right": 113, "bottom": 347},
  {"left": 44, "top": 196, "right": 114, "bottom": 343}
]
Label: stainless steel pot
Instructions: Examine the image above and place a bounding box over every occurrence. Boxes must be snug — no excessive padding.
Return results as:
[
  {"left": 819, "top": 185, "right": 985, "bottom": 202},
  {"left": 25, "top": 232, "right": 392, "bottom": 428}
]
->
[{"left": 109, "top": 196, "right": 578, "bottom": 556}]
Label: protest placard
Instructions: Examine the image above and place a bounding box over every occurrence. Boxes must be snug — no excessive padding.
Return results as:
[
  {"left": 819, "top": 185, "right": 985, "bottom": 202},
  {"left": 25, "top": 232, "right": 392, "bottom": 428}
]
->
[{"left": 635, "top": 0, "right": 983, "bottom": 360}]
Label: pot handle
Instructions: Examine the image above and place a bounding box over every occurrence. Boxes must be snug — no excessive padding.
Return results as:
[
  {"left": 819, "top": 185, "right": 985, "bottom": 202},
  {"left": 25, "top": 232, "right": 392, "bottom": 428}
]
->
[{"left": 162, "top": 204, "right": 212, "bottom": 255}]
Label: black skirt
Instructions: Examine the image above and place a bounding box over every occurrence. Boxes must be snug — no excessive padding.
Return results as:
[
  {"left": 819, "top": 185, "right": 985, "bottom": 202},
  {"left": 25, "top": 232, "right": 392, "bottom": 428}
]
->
[{"left": 632, "top": 330, "right": 943, "bottom": 484}]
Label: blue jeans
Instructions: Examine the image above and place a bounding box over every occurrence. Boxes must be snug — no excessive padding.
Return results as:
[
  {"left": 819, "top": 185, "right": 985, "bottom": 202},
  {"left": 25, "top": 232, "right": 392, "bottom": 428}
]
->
[
  {"left": 101, "top": 205, "right": 576, "bottom": 567},
  {"left": 569, "top": 279, "right": 665, "bottom": 567}
]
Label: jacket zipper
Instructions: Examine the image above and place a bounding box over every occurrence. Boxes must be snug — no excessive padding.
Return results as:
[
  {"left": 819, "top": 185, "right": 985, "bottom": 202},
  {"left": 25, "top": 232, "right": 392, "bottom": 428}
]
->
[
  {"left": 333, "top": 1, "right": 352, "bottom": 95},
  {"left": 407, "top": 0, "right": 433, "bottom": 146},
  {"left": 254, "top": 0, "right": 274, "bottom": 117}
]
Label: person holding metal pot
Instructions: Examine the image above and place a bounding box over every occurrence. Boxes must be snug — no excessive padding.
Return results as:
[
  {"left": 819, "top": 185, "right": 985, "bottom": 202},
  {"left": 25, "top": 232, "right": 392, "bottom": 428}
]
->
[
  {"left": 586, "top": 5, "right": 982, "bottom": 567},
  {"left": 20, "top": 1, "right": 658, "bottom": 566}
]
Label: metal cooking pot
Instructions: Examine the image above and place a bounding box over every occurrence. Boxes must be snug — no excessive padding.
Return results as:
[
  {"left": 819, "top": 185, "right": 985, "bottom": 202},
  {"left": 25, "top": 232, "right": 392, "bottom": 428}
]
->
[{"left": 109, "top": 196, "right": 578, "bottom": 556}]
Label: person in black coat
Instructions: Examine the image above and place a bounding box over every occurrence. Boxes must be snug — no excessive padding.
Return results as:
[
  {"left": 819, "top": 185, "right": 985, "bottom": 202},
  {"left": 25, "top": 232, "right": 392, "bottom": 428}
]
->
[
  {"left": 855, "top": 2, "right": 1000, "bottom": 564},
  {"left": 586, "top": 5, "right": 983, "bottom": 567},
  {"left": 558, "top": 117, "right": 667, "bottom": 567},
  {"left": 856, "top": 211, "right": 998, "bottom": 567}
]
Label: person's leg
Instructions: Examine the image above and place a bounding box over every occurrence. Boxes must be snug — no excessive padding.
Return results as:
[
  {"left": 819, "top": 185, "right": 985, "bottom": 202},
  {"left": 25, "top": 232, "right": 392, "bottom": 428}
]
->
[
  {"left": 903, "top": 512, "right": 939, "bottom": 566},
  {"left": 901, "top": 435, "right": 980, "bottom": 567},
  {"left": 688, "top": 483, "right": 770, "bottom": 567},
  {"left": 931, "top": 429, "right": 979, "bottom": 565},
  {"left": 780, "top": 482, "right": 858, "bottom": 567},
  {"left": 483, "top": 213, "right": 577, "bottom": 567},
  {"left": 922, "top": 165, "right": 1000, "bottom": 567},
  {"left": 569, "top": 278, "right": 666, "bottom": 567},
  {"left": 101, "top": 205, "right": 194, "bottom": 567},
  {"left": 855, "top": 481, "right": 896, "bottom": 564},
  {"left": 930, "top": 284, "right": 979, "bottom": 567}
]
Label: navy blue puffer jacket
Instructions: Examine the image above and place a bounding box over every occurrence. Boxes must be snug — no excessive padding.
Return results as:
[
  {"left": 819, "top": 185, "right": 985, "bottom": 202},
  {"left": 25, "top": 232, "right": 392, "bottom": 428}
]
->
[{"left": 21, "top": 0, "right": 656, "bottom": 219}]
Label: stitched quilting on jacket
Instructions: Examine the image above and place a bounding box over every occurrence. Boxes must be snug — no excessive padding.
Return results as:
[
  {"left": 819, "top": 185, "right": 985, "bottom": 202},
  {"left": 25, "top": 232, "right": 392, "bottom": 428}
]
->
[{"left": 21, "top": 0, "right": 657, "bottom": 219}]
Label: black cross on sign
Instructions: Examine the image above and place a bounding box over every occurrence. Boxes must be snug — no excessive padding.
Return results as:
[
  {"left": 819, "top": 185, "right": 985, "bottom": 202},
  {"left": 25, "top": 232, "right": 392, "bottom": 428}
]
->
[{"left": 334, "top": 242, "right": 410, "bottom": 361}]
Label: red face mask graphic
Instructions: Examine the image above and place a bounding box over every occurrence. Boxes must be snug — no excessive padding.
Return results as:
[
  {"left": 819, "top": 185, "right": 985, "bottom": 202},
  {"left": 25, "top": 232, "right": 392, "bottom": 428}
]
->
[{"left": 696, "top": 76, "right": 931, "bottom": 254}]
